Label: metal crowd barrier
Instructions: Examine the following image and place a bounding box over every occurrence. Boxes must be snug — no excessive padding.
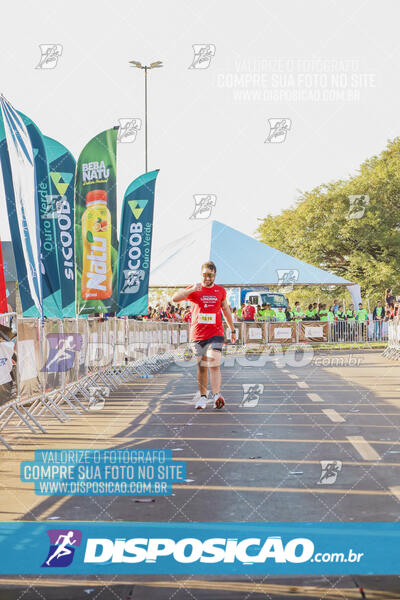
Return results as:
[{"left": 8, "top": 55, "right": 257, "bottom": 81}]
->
[
  {"left": 383, "top": 319, "right": 400, "bottom": 359},
  {"left": 0, "top": 317, "right": 185, "bottom": 450},
  {"left": 0, "top": 315, "right": 388, "bottom": 450},
  {"left": 230, "top": 320, "right": 387, "bottom": 345}
]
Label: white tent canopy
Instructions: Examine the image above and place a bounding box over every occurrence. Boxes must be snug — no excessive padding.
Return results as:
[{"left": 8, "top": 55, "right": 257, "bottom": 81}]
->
[{"left": 150, "top": 220, "right": 353, "bottom": 288}]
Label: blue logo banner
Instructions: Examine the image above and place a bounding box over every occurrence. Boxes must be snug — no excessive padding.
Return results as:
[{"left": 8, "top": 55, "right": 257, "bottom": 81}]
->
[
  {"left": 44, "top": 136, "right": 76, "bottom": 317},
  {"left": 0, "top": 98, "right": 42, "bottom": 317},
  {"left": 117, "top": 170, "right": 159, "bottom": 316},
  {"left": 0, "top": 522, "right": 398, "bottom": 574},
  {"left": 20, "top": 113, "right": 63, "bottom": 318}
]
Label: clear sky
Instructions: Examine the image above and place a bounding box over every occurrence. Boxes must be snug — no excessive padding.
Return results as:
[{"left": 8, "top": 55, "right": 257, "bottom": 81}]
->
[{"left": 0, "top": 0, "right": 398, "bottom": 251}]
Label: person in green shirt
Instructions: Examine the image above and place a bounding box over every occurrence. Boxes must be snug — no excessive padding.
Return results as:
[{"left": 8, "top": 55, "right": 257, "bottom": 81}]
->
[
  {"left": 356, "top": 302, "right": 369, "bottom": 341},
  {"left": 237, "top": 303, "right": 245, "bottom": 320},
  {"left": 312, "top": 303, "right": 319, "bottom": 317},
  {"left": 264, "top": 303, "right": 276, "bottom": 321},
  {"left": 275, "top": 307, "right": 286, "bottom": 321},
  {"left": 319, "top": 304, "right": 329, "bottom": 321},
  {"left": 336, "top": 304, "right": 346, "bottom": 341},
  {"left": 292, "top": 302, "right": 304, "bottom": 322},
  {"left": 305, "top": 304, "right": 315, "bottom": 320},
  {"left": 326, "top": 305, "right": 335, "bottom": 339},
  {"left": 356, "top": 303, "right": 368, "bottom": 322},
  {"left": 346, "top": 303, "right": 356, "bottom": 342},
  {"left": 373, "top": 300, "right": 384, "bottom": 340},
  {"left": 257, "top": 303, "right": 266, "bottom": 320}
]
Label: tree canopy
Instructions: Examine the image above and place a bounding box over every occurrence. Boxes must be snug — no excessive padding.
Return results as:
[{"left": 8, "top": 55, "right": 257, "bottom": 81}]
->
[{"left": 256, "top": 137, "right": 400, "bottom": 302}]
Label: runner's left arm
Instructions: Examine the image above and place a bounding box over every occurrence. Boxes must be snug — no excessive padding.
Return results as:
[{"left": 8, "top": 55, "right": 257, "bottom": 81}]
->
[{"left": 221, "top": 298, "right": 236, "bottom": 342}]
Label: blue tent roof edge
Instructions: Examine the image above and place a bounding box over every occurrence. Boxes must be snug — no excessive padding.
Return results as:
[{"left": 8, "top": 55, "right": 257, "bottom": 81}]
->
[
  {"left": 209, "top": 220, "right": 353, "bottom": 286},
  {"left": 149, "top": 220, "right": 354, "bottom": 287}
]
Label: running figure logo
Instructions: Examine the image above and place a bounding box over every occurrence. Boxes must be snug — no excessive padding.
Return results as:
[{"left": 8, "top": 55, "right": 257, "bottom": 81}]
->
[
  {"left": 42, "top": 333, "right": 83, "bottom": 373},
  {"left": 40, "top": 194, "right": 62, "bottom": 220},
  {"left": 265, "top": 118, "right": 292, "bottom": 143},
  {"left": 35, "top": 44, "right": 63, "bottom": 69},
  {"left": 347, "top": 195, "right": 369, "bottom": 220},
  {"left": 42, "top": 529, "right": 82, "bottom": 567},
  {"left": 88, "top": 386, "right": 108, "bottom": 410},
  {"left": 189, "top": 44, "right": 216, "bottom": 69},
  {"left": 241, "top": 384, "right": 264, "bottom": 407},
  {"left": 117, "top": 118, "right": 142, "bottom": 143},
  {"left": 276, "top": 269, "right": 299, "bottom": 285},
  {"left": 189, "top": 195, "right": 217, "bottom": 220},
  {"left": 318, "top": 460, "right": 342, "bottom": 485},
  {"left": 121, "top": 269, "right": 145, "bottom": 294}
]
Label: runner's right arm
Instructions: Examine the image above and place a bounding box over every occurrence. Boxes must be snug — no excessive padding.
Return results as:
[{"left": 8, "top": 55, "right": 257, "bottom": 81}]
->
[{"left": 172, "top": 283, "right": 200, "bottom": 303}]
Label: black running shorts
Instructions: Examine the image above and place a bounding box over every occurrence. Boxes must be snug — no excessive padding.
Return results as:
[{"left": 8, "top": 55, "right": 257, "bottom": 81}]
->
[{"left": 191, "top": 335, "right": 225, "bottom": 357}]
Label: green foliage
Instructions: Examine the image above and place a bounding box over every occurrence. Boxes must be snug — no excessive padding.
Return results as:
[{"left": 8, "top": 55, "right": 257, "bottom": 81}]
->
[{"left": 257, "top": 138, "right": 400, "bottom": 302}]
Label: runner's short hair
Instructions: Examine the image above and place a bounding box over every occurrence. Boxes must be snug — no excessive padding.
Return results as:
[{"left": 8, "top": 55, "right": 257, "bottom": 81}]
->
[{"left": 201, "top": 261, "right": 217, "bottom": 273}]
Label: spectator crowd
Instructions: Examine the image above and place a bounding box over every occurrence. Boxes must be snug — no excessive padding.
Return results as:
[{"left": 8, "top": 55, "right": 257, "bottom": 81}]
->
[{"left": 141, "top": 293, "right": 398, "bottom": 324}]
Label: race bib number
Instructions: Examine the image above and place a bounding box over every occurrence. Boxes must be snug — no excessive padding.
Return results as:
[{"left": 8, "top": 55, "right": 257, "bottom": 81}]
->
[{"left": 198, "top": 313, "right": 216, "bottom": 324}]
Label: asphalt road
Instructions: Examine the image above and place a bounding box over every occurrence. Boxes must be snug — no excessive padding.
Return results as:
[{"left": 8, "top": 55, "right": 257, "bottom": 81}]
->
[{"left": 1, "top": 348, "right": 400, "bottom": 598}]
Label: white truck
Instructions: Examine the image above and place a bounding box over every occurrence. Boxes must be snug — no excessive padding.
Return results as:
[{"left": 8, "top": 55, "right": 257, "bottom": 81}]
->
[{"left": 243, "top": 290, "right": 288, "bottom": 308}]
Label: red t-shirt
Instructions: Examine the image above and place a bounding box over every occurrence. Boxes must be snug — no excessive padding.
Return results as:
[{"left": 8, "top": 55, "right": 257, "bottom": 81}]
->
[
  {"left": 183, "top": 312, "right": 192, "bottom": 323},
  {"left": 242, "top": 304, "right": 256, "bottom": 319},
  {"left": 186, "top": 284, "right": 226, "bottom": 340}
]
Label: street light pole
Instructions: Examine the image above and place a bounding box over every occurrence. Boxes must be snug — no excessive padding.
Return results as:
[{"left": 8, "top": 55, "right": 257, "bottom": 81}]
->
[
  {"left": 144, "top": 65, "right": 148, "bottom": 173},
  {"left": 129, "top": 59, "right": 163, "bottom": 173}
]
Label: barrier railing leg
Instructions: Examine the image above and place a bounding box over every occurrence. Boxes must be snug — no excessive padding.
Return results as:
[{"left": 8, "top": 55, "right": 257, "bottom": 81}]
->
[
  {"left": 0, "top": 408, "right": 15, "bottom": 432},
  {"left": 65, "top": 389, "right": 88, "bottom": 412},
  {"left": 11, "top": 405, "right": 40, "bottom": 434},
  {"left": 62, "top": 394, "right": 83, "bottom": 414},
  {"left": 20, "top": 405, "right": 47, "bottom": 434},
  {"left": 40, "top": 396, "right": 67, "bottom": 422},
  {"left": 0, "top": 434, "right": 12, "bottom": 450}
]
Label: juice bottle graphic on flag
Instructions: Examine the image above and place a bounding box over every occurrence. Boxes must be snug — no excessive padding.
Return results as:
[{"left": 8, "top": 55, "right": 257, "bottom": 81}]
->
[{"left": 81, "top": 190, "right": 112, "bottom": 300}]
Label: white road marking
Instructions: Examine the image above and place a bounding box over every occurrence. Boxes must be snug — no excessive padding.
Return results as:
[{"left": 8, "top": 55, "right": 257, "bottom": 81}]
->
[
  {"left": 297, "top": 381, "right": 309, "bottom": 389},
  {"left": 322, "top": 409, "right": 345, "bottom": 423},
  {"left": 389, "top": 486, "right": 400, "bottom": 501},
  {"left": 347, "top": 436, "right": 380, "bottom": 461},
  {"left": 307, "top": 393, "right": 324, "bottom": 403},
  {"left": 287, "top": 373, "right": 298, "bottom": 380}
]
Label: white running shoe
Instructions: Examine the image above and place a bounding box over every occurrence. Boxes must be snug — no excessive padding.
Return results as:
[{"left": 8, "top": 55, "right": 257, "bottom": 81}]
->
[
  {"left": 213, "top": 394, "right": 225, "bottom": 410},
  {"left": 195, "top": 396, "right": 207, "bottom": 410}
]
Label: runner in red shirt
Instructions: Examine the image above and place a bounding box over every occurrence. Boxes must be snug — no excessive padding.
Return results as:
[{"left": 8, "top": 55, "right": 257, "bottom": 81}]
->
[
  {"left": 172, "top": 261, "right": 236, "bottom": 410},
  {"left": 242, "top": 300, "right": 256, "bottom": 321}
]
